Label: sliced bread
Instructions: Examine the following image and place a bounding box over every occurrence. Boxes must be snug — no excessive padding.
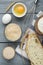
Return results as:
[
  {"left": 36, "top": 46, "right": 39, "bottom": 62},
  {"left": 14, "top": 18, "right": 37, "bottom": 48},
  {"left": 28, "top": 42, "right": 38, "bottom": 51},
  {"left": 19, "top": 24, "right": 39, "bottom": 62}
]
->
[{"left": 25, "top": 33, "right": 43, "bottom": 65}]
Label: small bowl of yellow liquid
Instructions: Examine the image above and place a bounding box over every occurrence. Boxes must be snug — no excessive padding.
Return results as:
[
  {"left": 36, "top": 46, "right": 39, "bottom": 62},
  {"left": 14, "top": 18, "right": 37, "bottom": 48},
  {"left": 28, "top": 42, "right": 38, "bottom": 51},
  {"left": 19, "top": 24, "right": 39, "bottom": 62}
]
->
[{"left": 12, "top": 2, "right": 27, "bottom": 18}]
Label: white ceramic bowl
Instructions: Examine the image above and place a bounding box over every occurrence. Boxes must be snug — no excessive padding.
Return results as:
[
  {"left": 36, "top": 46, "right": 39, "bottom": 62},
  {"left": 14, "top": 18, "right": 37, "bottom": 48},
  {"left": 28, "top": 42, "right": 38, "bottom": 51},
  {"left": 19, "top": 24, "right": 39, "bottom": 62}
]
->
[{"left": 12, "top": 2, "right": 27, "bottom": 18}]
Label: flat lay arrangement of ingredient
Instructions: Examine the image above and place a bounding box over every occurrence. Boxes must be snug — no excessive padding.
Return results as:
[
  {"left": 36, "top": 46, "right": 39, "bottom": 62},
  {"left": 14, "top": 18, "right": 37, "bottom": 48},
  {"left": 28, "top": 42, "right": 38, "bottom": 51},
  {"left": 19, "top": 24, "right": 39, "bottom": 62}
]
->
[{"left": 0, "top": 0, "right": 43, "bottom": 65}]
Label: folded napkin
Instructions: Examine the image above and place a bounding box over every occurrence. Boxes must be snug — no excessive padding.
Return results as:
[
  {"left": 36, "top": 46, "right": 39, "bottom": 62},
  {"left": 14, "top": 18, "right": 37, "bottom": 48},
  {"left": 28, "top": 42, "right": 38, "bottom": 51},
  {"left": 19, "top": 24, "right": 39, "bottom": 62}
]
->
[{"left": 16, "top": 45, "right": 28, "bottom": 59}]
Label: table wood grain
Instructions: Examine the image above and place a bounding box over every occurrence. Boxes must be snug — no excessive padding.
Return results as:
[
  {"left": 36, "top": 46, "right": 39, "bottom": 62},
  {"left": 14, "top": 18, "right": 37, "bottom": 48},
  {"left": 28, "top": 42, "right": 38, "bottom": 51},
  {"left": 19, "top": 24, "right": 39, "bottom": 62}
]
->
[{"left": 0, "top": 0, "right": 43, "bottom": 65}]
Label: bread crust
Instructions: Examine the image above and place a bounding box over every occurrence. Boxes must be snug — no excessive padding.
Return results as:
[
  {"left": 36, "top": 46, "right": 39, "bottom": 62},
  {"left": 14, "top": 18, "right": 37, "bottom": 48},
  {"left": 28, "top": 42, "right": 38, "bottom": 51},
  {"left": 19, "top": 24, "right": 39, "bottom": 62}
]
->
[{"left": 31, "top": 62, "right": 34, "bottom": 65}]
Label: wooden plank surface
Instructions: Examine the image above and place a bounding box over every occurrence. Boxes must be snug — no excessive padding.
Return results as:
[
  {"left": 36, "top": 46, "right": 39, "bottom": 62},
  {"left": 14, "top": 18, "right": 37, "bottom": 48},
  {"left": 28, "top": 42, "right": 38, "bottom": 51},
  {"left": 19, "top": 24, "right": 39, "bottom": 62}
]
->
[
  {"left": 0, "top": 0, "right": 43, "bottom": 13},
  {"left": 0, "top": 0, "right": 43, "bottom": 65},
  {"left": 0, "top": 0, "right": 35, "bottom": 13}
]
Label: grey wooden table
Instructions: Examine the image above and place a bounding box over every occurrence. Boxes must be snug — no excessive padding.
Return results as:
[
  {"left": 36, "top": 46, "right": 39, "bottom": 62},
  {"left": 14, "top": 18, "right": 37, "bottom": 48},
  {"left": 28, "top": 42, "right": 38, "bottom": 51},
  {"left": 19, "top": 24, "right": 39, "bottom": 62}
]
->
[{"left": 0, "top": 0, "right": 43, "bottom": 65}]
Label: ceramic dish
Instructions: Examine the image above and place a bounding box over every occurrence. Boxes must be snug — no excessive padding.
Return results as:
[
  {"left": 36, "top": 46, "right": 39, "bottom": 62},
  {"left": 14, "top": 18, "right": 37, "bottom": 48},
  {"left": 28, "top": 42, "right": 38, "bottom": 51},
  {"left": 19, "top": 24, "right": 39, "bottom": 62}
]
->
[{"left": 12, "top": 2, "right": 27, "bottom": 18}]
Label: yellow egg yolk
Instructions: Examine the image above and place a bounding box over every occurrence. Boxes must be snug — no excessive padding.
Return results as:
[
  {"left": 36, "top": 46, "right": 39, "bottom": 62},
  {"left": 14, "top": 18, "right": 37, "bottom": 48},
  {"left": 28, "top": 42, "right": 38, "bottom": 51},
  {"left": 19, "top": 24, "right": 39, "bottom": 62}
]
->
[
  {"left": 14, "top": 4, "right": 25, "bottom": 16},
  {"left": 17, "top": 6, "right": 24, "bottom": 13}
]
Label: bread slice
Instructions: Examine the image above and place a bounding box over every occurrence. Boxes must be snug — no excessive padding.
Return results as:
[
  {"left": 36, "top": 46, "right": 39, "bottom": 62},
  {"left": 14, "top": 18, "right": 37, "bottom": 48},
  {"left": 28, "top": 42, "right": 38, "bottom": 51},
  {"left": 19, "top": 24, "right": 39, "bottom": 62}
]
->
[{"left": 25, "top": 33, "right": 43, "bottom": 65}]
